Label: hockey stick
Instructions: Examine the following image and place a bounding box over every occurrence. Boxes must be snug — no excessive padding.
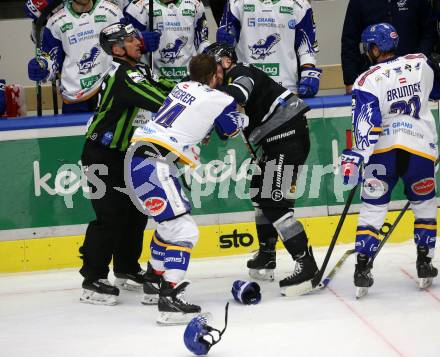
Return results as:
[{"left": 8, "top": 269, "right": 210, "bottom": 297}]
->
[
  {"left": 317, "top": 249, "right": 355, "bottom": 289},
  {"left": 34, "top": 20, "right": 43, "bottom": 117},
  {"left": 34, "top": 0, "right": 63, "bottom": 116},
  {"left": 148, "top": 0, "right": 154, "bottom": 70}
]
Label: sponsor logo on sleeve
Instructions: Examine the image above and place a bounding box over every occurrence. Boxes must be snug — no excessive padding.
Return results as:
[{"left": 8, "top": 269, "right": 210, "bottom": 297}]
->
[
  {"left": 279, "top": 6, "right": 293, "bottom": 14},
  {"left": 60, "top": 22, "right": 73, "bottom": 33},
  {"left": 145, "top": 197, "right": 167, "bottom": 216},
  {"left": 94, "top": 15, "right": 107, "bottom": 23},
  {"left": 128, "top": 71, "right": 145, "bottom": 83},
  {"left": 411, "top": 178, "right": 435, "bottom": 195},
  {"left": 243, "top": 4, "right": 255, "bottom": 12},
  {"left": 182, "top": 9, "right": 195, "bottom": 16}
]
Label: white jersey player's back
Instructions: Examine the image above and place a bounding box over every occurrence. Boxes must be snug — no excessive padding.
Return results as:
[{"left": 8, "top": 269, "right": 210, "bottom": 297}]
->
[
  {"left": 353, "top": 54, "right": 437, "bottom": 161},
  {"left": 132, "top": 81, "right": 236, "bottom": 166}
]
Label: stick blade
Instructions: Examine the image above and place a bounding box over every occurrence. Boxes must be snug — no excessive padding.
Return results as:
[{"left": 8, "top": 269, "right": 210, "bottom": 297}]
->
[{"left": 280, "top": 280, "right": 314, "bottom": 297}]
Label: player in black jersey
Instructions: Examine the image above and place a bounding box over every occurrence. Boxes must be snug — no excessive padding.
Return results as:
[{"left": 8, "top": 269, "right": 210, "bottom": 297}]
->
[
  {"left": 79, "top": 23, "right": 174, "bottom": 305},
  {"left": 205, "top": 42, "right": 319, "bottom": 294}
]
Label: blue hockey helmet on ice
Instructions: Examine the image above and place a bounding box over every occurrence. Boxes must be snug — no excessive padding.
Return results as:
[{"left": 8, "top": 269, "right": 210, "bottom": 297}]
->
[
  {"left": 184, "top": 303, "right": 229, "bottom": 356},
  {"left": 361, "top": 23, "right": 399, "bottom": 53}
]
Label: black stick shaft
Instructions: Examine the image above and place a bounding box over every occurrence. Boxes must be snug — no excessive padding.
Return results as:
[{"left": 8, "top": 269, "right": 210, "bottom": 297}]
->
[
  {"left": 148, "top": 0, "right": 154, "bottom": 68},
  {"left": 312, "top": 183, "right": 359, "bottom": 287}
]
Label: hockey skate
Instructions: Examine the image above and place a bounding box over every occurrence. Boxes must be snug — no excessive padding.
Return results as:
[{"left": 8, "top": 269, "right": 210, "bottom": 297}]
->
[
  {"left": 280, "top": 246, "right": 319, "bottom": 297},
  {"left": 157, "top": 280, "right": 211, "bottom": 326},
  {"left": 247, "top": 237, "right": 277, "bottom": 281},
  {"left": 114, "top": 270, "right": 145, "bottom": 291},
  {"left": 416, "top": 245, "right": 438, "bottom": 289},
  {"left": 80, "top": 278, "right": 120, "bottom": 306},
  {"left": 354, "top": 254, "right": 374, "bottom": 299},
  {"left": 141, "top": 263, "right": 161, "bottom": 305}
]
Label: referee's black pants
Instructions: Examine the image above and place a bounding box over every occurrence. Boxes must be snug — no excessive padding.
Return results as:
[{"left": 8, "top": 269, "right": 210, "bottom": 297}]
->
[{"left": 79, "top": 140, "right": 148, "bottom": 281}]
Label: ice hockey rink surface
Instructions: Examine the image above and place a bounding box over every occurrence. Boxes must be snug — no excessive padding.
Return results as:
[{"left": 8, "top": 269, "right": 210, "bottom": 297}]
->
[{"left": 1, "top": 241, "right": 439, "bottom": 357}]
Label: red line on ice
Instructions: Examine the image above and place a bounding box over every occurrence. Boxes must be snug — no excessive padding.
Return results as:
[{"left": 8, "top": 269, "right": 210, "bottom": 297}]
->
[
  {"left": 328, "top": 286, "right": 406, "bottom": 357},
  {"left": 400, "top": 268, "right": 440, "bottom": 304}
]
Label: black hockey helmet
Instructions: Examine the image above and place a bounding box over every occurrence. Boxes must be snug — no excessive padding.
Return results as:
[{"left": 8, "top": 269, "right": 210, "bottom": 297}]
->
[
  {"left": 203, "top": 42, "right": 237, "bottom": 64},
  {"left": 99, "top": 22, "right": 137, "bottom": 55}
]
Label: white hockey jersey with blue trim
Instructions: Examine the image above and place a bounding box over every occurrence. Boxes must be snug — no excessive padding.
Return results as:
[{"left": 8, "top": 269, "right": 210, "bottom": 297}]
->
[
  {"left": 125, "top": 0, "right": 210, "bottom": 81},
  {"left": 352, "top": 54, "right": 438, "bottom": 162},
  {"left": 221, "top": 0, "right": 318, "bottom": 92},
  {"left": 132, "top": 81, "right": 247, "bottom": 167},
  {"left": 44, "top": 0, "right": 123, "bottom": 102}
]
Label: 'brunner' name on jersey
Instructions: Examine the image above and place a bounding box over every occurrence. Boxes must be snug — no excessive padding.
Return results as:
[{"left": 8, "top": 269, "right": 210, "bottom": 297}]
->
[{"left": 387, "top": 81, "right": 421, "bottom": 102}]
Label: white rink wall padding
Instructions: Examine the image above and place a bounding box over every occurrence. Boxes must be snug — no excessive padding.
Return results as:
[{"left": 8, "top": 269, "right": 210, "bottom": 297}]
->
[{"left": 1, "top": 241, "right": 440, "bottom": 357}]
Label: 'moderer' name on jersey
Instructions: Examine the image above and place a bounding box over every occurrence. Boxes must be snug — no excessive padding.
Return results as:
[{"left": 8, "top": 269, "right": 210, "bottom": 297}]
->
[
  {"left": 352, "top": 53, "right": 437, "bottom": 163},
  {"left": 132, "top": 81, "right": 247, "bottom": 167},
  {"left": 221, "top": 0, "right": 318, "bottom": 92},
  {"left": 42, "top": 0, "right": 123, "bottom": 102},
  {"left": 125, "top": 0, "right": 210, "bottom": 81}
]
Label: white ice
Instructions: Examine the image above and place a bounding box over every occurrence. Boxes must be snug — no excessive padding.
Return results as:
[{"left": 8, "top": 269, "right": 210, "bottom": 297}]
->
[{"left": 1, "top": 241, "right": 439, "bottom": 357}]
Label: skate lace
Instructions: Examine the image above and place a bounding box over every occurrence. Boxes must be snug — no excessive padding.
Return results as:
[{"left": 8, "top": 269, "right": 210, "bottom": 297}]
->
[
  {"left": 286, "top": 260, "right": 303, "bottom": 279},
  {"left": 175, "top": 290, "right": 194, "bottom": 307}
]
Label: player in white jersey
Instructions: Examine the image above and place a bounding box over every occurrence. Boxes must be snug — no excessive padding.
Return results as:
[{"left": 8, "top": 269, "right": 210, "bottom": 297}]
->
[
  {"left": 24, "top": 0, "right": 130, "bottom": 20},
  {"left": 27, "top": 0, "right": 124, "bottom": 113},
  {"left": 340, "top": 23, "right": 439, "bottom": 298},
  {"left": 216, "top": 0, "right": 320, "bottom": 97},
  {"left": 124, "top": 0, "right": 210, "bottom": 81},
  {"left": 126, "top": 54, "right": 248, "bottom": 325}
]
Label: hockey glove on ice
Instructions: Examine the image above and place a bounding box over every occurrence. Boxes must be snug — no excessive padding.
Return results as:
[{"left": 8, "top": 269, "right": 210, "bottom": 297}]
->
[
  {"left": 0, "top": 79, "right": 5, "bottom": 116},
  {"left": 28, "top": 57, "right": 49, "bottom": 82},
  {"left": 216, "top": 26, "right": 235, "bottom": 46},
  {"left": 141, "top": 30, "right": 161, "bottom": 53},
  {"left": 340, "top": 149, "right": 364, "bottom": 185},
  {"left": 297, "top": 67, "right": 322, "bottom": 98},
  {"left": 231, "top": 280, "right": 261, "bottom": 305}
]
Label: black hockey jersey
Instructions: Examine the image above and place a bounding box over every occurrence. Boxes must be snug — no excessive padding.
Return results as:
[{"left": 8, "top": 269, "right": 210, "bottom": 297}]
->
[{"left": 220, "top": 63, "right": 309, "bottom": 144}]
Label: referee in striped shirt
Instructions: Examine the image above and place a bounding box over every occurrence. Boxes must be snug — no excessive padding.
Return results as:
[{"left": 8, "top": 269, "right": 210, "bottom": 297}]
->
[{"left": 79, "top": 22, "right": 174, "bottom": 304}]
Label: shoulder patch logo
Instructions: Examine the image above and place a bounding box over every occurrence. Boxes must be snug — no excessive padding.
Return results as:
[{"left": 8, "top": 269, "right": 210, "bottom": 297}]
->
[{"left": 128, "top": 71, "right": 145, "bottom": 83}]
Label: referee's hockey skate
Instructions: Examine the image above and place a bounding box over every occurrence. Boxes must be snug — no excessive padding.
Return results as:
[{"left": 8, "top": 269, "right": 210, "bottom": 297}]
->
[
  {"left": 114, "top": 270, "right": 145, "bottom": 292},
  {"left": 416, "top": 245, "right": 438, "bottom": 289},
  {"left": 80, "top": 279, "right": 120, "bottom": 306},
  {"left": 141, "top": 263, "right": 160, "bottom": 305},
  {"left": 157, "top": 280, "right": 210, "bottom": 326},
  {"left": 280, "top": 247, "right": 319, "bottom": 297}
]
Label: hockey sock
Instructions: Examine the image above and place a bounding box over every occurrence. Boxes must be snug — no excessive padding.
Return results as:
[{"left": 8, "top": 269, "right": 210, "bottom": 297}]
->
[
  {"left": 282, "top": 230, "right": 308, "bottom": 259},
  {"left": 256, "top": 223, "right": 278, "bottom": 251},
  {"left": 163, "top": 245, "right": 191, "bottom": 283},
  {"left": 150, "top": 231, "right": 168, "bottom": 272},
  {"left": 414, "top": 219, "right": 436, "bottom": 256},
  {"left": 355, "top": 225, "right": 380, "bottom": 258}
]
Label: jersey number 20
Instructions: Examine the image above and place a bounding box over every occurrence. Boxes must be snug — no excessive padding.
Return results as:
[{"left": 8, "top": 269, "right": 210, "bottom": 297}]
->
[{"left": 389, "top": 95, "right": 421, "bottom": 119}]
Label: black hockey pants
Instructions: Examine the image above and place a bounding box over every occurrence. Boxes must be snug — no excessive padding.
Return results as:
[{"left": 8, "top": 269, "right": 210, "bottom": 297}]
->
[{"left": 79, "top": 140, "right": 148, "bottom": 280}]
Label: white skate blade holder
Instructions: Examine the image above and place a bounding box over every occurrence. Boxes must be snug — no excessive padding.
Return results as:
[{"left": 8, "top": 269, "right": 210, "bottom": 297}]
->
[
  {"left": 249, "top": 268, "right": 275, "bottom": 281},
  {"left": 419, "top": 277, "right": 433, "bottom": 290},
  {"left": 141, "top": 294, "right": 159, "bottom": 305},
  {"left": 156, "top": 311, "right": 212, "bottom": 326},
  {"left": 80, "top": 290, "right": 118, "bottom": 306},
  {"left": 114, "top": 278, "right": 142, "bottom": 292},
  {"left": 281, "top": 280, "right": 314, "bottom": 297},
  {"left": 355, "top": 287, "right": 369, "bottom": 299}
]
